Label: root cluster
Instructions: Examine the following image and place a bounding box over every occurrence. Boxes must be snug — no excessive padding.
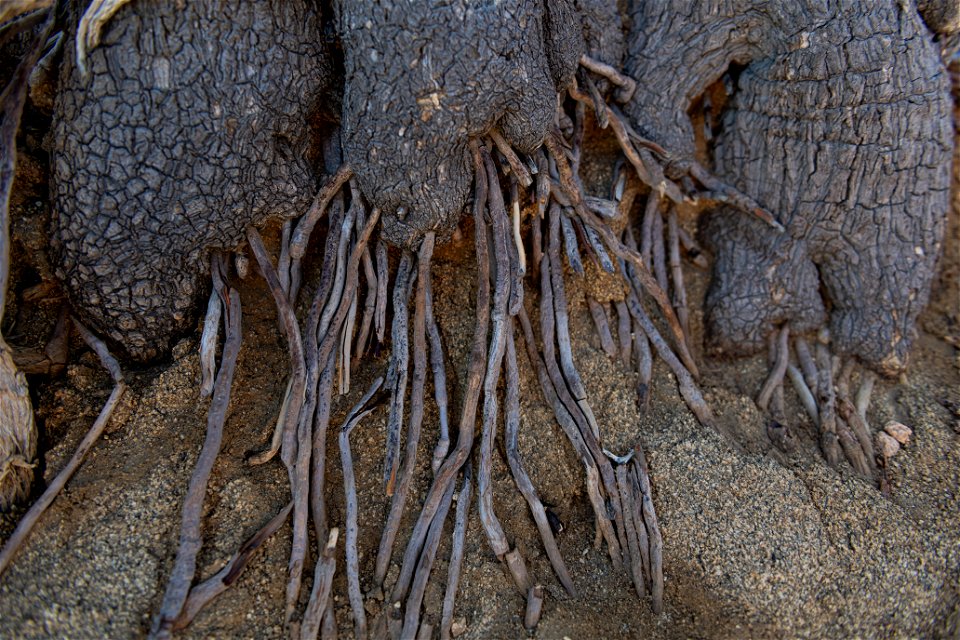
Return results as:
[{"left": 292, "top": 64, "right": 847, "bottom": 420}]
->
[
  {"left": 141, "top": 58, "right": 761, "bottom": 638},
  {"left": 115, "top": 62, "right": 718, "bottom": 639},
  {"left": 1, "top": 49, "right": 884, "bottom": 640}
]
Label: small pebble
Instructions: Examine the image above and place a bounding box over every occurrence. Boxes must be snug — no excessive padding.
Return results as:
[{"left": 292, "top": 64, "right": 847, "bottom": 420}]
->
[
  {"left": 876, "top": 432, "right": 900, "bottom": 458},
  {"left": 884, "top": 421, "right": 912, "bottom": 445},
  {"left": 234, "top": 252, "right": 250, "bottom": 279},
  {"left": 451, "top": 618, "right": 467, "bottom": 637}
]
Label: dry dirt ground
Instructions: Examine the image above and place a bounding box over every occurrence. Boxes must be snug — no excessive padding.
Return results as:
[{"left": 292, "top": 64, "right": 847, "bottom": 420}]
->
[{"left": 0, "top": 80, "right": 958, "bottom": 640}]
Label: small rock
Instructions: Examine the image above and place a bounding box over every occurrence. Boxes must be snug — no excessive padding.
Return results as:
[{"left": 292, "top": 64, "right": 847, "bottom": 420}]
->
[
  {"left": 884, "top": 421, "right": 912, "bottom": 445},
  {"left": 451, "top": 618, "right": 467, "bottom": 637},
  {"left": 876, "top": 432, "right": 900, "bottom": 458}
]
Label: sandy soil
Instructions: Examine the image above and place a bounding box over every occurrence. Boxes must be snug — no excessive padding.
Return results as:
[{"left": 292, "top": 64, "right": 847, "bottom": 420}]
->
[{"left": 0, "top": 63, "right": 958, "bottom": 640}]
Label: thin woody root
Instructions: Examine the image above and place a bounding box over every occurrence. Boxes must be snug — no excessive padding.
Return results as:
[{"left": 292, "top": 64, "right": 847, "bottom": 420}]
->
[
  {"left": 760, "top": 331, "right": 880, "bottom": 482},
  {"left": 339, "top": 376, "right": 383, "bottom": 640},
  {"left": 580, "top": 54, "right": 637, "bottom": 102},
  {"left": 152, "top": 254, "right": 241, "bottom": 640},
  {"left": 155, "top": 170, "right": 389, "bottom": 635},
  {"left": 0, "top": 318, "right": 125, "bottom": 578},
  {"left": 150, "top": 86, "right": 704, "bottom": 636},
  {"left": 567, "top": 84, "right": 783, "bottom": 232}
]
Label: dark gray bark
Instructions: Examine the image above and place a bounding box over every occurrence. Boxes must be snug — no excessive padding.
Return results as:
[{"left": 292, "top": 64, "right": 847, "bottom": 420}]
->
[
  {"left": 43, "top": 0, "right": 954, "bottom": 377},
  {"left": 50, "top": 0, "right": 335, "bottom": 360},
  {"left": 625, "top": 0, "right": 954, "bottom": 375},
  {"left": 335, "top": 0, "right": 583, "bottom": 247}
]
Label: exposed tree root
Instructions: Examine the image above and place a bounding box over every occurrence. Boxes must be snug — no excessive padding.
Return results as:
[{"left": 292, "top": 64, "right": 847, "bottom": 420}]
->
[
  {"left": 376, "top": 241, "right": 429, "bottom": 588},
  {"left": 172, "top": 502, "right": 294, "bottom": 632},
  {"left": 52, "top": 56, "right": 739, "bottom": 637},
  {"left": 756, "top": 330, "right": 881, "bottom": 483},
  {"left": 0, "top": 97, "right": 689, "bottom": 635},
  {"left": 339, "top": 376, "right": 383, "bottom": 640},
  {"left": 2, "top": 7, "right": 939, "bottom": 639},
  {"left": 0, "top": 318, "right": 124, "bottom": 577},
  {"left": 439, "top": 462, "right": 472, "bottom": 640},
  {"left": 152, "top": 255, "right": 242, "bottom": 640},
  {"left": 504, "top": 326, "right": 575, "bottom": 596}
]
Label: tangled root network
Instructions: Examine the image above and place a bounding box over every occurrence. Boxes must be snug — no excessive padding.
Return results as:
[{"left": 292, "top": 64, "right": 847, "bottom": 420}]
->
[{"left": 0, "top": 0, "right": 954, "bottom": 638}]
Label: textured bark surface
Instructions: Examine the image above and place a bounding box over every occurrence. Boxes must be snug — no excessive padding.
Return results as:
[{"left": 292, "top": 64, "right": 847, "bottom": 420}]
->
[
  {"left": 1, "top": 1, "right": 959, "bottom": 636},
  {"left": 46, "top": 0, "right": 955, "bottom": 371},
  {"left": 50, "top": 0, "right": 335, "bottom": 361},
  {"left": 336, "top": 0, "right": 582, "bottom": 247},
  {"left": 625, "top": 0, "right": 954, "bottom": 375}
]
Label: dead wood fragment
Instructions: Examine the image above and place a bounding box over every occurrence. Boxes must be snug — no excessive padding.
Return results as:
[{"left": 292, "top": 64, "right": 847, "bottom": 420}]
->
[{"left": 588, "top": 297, "right": 618, "bottom": 359}]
